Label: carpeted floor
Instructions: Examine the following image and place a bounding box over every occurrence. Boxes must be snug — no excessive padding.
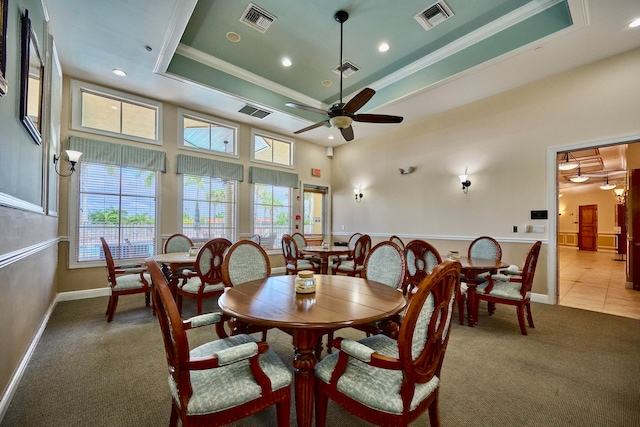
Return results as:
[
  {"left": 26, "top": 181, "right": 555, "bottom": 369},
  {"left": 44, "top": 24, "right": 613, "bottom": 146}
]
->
[{"left": 2, "top": 295, "right": 639, "bottom": 426}]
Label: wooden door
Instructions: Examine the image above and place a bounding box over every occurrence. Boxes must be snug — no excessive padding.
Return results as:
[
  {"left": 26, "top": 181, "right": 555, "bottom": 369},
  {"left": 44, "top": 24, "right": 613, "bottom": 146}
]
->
[
  {"left": 578, "top": 205, "right": 598, "bottom": 251},
  {"left": 631, "top": 169, "right": 640, "bottom": 290}
]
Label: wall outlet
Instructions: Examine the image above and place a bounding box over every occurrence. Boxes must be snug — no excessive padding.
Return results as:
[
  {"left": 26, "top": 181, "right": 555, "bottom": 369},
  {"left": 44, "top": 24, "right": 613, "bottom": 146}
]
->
[{"left": 512, "top": 226, "right": 518, "bottom": 233}]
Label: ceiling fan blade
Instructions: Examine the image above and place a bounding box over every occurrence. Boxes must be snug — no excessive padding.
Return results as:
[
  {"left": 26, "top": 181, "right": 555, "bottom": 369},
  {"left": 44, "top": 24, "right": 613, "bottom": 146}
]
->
[
  {"left": 340, "top": 125, "right": 354, "bottom": 141},
  {"left": 353, "top": 114, "right": 404, "bottom": 124},
  {"left": 293, "top": 120, "right": 330, "bottom": 134},
  {"left": 344, "top": 88, "right": 375, "bottom": 114},
  {"left": 285, "top": 102, "right": 328, "bottom": 116}
]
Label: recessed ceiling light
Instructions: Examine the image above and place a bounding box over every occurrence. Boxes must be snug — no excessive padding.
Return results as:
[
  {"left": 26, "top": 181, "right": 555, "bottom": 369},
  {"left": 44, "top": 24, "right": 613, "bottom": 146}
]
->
[
  {"left": 112, "top": 69, "right": 127, "bottom": 77},
  {"left": 328, "top": 135, "right": 334, "bottom": 140},
  {"left": 378, "top": 42, "right": 390, "bottom": 52},
  {"left": 282, "top": 57, "right": 292, "bottom": 67},
  {"left": 629, "top": 18, "right": 640, "bottom": 28},
  {"left": 226, "top": 32, "right": 241, "bottom": 42},
  {"left": 321, "top": 80, "right": 332, "bottom": 87}
]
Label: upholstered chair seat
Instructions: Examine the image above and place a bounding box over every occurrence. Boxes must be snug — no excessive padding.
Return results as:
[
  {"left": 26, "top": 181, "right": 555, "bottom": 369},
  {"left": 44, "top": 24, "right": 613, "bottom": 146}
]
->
[
  {"left": 170, "top": 331, "right": 292, "bottom": 417},
  {"left": 113, "top": 270, "right": 152, "bottom": 291},
  {"left": 477, "top": 275, "right": 530, "bottom": 300}
]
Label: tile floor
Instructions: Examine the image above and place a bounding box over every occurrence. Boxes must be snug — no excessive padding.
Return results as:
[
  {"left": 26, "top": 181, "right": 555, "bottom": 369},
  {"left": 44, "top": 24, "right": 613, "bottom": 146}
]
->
[{"left": 558, "top": 246, "right": 640, "bottom": 320}]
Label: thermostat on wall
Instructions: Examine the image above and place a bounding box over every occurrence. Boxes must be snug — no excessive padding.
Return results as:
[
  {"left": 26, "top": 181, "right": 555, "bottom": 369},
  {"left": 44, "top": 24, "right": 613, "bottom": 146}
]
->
[{"left": 530, "top": 210, "right": 548, "bottom": 220}]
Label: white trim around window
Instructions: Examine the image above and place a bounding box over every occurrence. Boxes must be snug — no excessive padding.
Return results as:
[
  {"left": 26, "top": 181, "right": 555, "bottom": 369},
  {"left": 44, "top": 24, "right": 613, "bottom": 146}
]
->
[
  {"left": 177, "top": 108, "right": 239, "bottom": 159},
  {"left": 70, "top": 79, "right": 163, "bottom": 146},
  {"left": 250, "top": 128, "right": 295, "bottom": 169}
]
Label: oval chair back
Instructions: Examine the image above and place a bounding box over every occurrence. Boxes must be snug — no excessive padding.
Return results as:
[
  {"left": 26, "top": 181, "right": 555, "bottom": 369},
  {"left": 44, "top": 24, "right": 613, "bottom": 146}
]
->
[
  {"left": 163, "top": 233, "right": 194, "bottom": 254},
  {"left": 222, "top": 240, "right": 271, "bottom": 288},
  {"left": 404, "top": 239, "right": 442, "bottom": 296},
  {"left": 362, "top": 241, "right": 406, "bottom": 290},
  {"left": 388, "top": 235, "right": 405, "bottom": 251},
  {"left": 468, "top": 236, "right": 502, "bottom": 260}
]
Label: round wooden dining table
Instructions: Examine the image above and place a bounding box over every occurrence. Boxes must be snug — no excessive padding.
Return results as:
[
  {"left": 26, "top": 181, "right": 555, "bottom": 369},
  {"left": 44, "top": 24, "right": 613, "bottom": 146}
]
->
[
  {"left": 218, "top": 274, "right": 407, "bottom": 427},
  {"left": 300, "top": 245, "right": 351, "bottom": 274}
]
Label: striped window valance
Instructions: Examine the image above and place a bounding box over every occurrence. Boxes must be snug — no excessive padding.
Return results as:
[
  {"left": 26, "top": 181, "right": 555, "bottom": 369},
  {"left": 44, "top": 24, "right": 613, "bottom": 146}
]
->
[
  {"left": 249, "top": 167, "right": 298, "bottom": 189},
  {"left": 176, "top": 154, "right": 244, "bottom": 181},
  {"left": 67, "top": 136, "right": 166, "bottom": 172}
]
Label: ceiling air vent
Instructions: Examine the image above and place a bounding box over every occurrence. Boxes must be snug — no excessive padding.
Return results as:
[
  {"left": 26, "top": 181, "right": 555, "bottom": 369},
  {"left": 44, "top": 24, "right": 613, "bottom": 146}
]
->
[
  {"left": 239, "top": 104, "right": 271, "bottom": 119},
  {"left": 414, "top": 1, "right": 453, "bottom": 31},
  {"left": 240, "top": 3, "right": 276, "bottom": 33},
  {"left": 332, "top": 60, "right": 360, "bottom": 78}
]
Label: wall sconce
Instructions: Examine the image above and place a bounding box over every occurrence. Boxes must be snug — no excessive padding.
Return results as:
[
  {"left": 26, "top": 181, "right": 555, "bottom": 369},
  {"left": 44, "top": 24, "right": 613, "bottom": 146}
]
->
[
  {"left": 458, "top": 168, "right": 471, "bottom": 194},
  {"left": 399, "top": 166, "right": 415, "bottom": 175},
  {"left": 354, "top": 186, "right": 363, "bottom": 203},
  {"left": 53, "top": 150, "right": 83, "bottom": 177},
  {"left": 613, "top": 188, "right": 627, "bottom": 204}
]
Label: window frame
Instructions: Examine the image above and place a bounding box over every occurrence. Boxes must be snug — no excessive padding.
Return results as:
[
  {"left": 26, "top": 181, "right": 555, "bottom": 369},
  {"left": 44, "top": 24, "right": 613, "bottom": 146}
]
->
[
  {"left": 177, "top": 108, "right": 239, "bottom": 159},
  {"left": 68, "top": 161, "right": 161, "bottom": 269},
  {"left": 250, "top": 182, "right": 293, "bottom": 252},
  {"left": 250, "top": 128, "right": 295, "bottom": 169},
  {"left": 178, "top": 173, "right": 239, "bottom": 243},
  {"left": 70, "top": 79, "right": 163, "bottom": 146}
]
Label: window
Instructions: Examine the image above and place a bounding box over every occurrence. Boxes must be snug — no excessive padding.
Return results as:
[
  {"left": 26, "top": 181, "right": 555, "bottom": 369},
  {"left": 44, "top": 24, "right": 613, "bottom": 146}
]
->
[
  {"left": 71, "top": 79, "right": 162, "bottom": 145},
  {"left": 76, "top": 162, "right": 157, "bottom": 263},
  {"left": 251, "top": 129, "right": 294, "bottom": 167},
  {"left": 182, "top": 174, "right": 237, "bottom": 242},
  {"left": 178, "top": 109, "right": 238, "bottom": 158},
  {"left": 252, "top": 183, "right": 292, "bottom": 250}
]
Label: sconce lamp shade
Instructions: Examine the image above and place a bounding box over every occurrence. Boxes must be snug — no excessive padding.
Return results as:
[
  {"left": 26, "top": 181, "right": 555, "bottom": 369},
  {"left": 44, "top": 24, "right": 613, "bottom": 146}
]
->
[
  {"left": 53, "top": 149, "right": 83, "bottom": 177},
  {"left": 330, "top": 115, "right": 353, "bottom": 129},
  {"left": 458, "top": 168, "right": 471, "bottom": 194},
  {"left": 614, "top": 188, "right": 627, "bottom": 203},
  {"left": 353, "top": 187, "right": 363, "bottom": 203}
]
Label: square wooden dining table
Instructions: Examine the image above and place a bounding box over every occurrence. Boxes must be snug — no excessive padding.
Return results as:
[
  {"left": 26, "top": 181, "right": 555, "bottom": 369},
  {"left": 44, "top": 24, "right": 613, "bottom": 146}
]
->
[{"left": 217, "top": 274, "right": 407, "bottom": 427}]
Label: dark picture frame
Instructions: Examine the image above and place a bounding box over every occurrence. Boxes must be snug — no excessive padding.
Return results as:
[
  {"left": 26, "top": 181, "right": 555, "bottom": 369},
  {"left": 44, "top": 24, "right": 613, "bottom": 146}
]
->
[
  {"left": 0, "top": 0, "right": 8, "bottom": 96},
  {"left": 19, "top": 9, "right": 44, "bottom": 144}
]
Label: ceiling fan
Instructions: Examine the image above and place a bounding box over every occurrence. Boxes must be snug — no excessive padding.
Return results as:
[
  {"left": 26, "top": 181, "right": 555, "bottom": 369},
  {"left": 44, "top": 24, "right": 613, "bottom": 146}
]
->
[{"left": 285, "top": 10, "right": 403, "bottom": 142}]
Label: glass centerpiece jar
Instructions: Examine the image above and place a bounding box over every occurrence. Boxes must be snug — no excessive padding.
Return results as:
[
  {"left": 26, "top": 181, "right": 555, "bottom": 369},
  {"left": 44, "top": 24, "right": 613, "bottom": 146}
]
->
[{"left": 295, "top": 270, "right": 316, "bottom": 294}]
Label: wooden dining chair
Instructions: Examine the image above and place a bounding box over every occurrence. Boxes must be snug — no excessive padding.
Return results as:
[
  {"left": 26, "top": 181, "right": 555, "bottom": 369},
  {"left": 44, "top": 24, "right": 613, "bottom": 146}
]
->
[
  {"left": 177, "top": 238, "right": 232, "bottom": 315},
  {"left": 404, "top": 240, "right": 465, "bottom": 325},
  {"left": 291, "top": 232, "right": 321, "bottom": 263},
  {"left": 145, "top": 259, "right": 292, "bottom": 427},
  {"left": 100, "top": 237, "right": 152, "bottom": 322},
  {"left": 315, "top": 260, "right": 461, "bottom": 427},
  {"left": 281, "top": 234, "right": 320, "bottom": 275},
  {"left": 475, "top": 241, "right": 542, "bottom": 335},
  {"left": 332, "top": 232, "right": 362, "bottom": 265},
  {"left": 163, "top": 233, "right": 194, "bottom": 254},
  {"left": 389, "top": 235, "right": 405, "bottom": 251},
  {"left": 222, "top": 239, "right": 272, "bottom": 340},
  {"left": 468, "top": 235, "right": 502, "bottom": 261},
  {"left": 331, "top": 234, "right": 371, "bottom": 277}
]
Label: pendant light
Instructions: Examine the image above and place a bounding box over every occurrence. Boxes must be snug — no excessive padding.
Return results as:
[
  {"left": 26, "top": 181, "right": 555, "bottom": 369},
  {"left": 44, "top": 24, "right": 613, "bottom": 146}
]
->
[
  {"left": 599, "top": 172, "right": 616, "bottom": 190},
  {"left": 569, "top": 166, "right": 588, "bottom": 183},
  {"left": 558, "top": 152, "right": 579, "bottom": 171}
]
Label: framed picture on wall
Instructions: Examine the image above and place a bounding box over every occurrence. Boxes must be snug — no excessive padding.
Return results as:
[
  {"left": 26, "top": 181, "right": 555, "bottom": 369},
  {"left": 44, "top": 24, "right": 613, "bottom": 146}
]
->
[
  {"left": 19, "top": 9, "right": 44, "bottom": 144},
  {"left": 0, "top": 0, "right": 8, "bottom": 96}
]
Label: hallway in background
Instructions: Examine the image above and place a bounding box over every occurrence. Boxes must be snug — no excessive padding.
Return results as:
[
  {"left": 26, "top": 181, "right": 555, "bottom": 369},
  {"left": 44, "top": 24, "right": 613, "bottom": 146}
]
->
[{"left": 558, "top": 246, "right": 640, "bottom": 319}]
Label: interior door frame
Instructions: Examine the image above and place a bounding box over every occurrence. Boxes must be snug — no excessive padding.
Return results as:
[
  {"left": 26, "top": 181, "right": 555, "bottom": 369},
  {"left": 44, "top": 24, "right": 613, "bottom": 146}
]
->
[
  {"left": 546, "top": 131, "right": 640, "bottom": 305},
  {"left": 300, "top": 181, "right": 331, "bottom": 241}
]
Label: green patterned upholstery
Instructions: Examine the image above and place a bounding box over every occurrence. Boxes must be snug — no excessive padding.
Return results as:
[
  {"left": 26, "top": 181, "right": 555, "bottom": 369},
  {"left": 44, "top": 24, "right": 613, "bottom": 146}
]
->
[
  {"left": 364, "top": 243, "right": 404, "bottom": 288},
  {"left": 287, "top": 259, "right": 316, "bottom": 271},
  {"left": 164, "top": 234, "right": 193, "bottom": 253},
  {"left": 316, "top": 334, "right": 439, "bottom": 414},
  {"left": 405, "top": 249, "right": 439, "bottom": 277},
  {"left": 224, "top": 241, "right": 270, "bottom": 286},
  {"left": 113, "top": 273, "right": 151, "bottom": 291},
  {"left": 477, "top": 275, "right": 529, "bottom": 300},
  {"left": 178, "top": 277, "right": 224, "bottom": 295},
  {"left": 470, "top": 238, "right": 500, "bottom": 260}
]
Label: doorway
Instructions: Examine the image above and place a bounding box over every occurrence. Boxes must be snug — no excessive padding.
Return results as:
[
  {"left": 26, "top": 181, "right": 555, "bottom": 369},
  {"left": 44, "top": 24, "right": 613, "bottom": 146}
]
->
[{"left": 301, "top": 184, "right": 330, "bottom": 244}]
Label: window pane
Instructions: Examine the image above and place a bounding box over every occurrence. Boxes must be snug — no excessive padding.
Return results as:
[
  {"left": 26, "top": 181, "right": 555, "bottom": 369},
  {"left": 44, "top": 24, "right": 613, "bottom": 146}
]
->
[
  {"left": 81, "top": 91, "right": 120, "bottom": 133},
  {"left": 183, "top": 114, "right": 236, "bottom": 155},
  {"left": 77, "top": 162, "right": 156, "bottom": 262},
  {"left": 254, "top": 135, "right": 272, "bottom": 162},
  {"left": 253, "top": 133, "right": 293, "bottom": 166},
  {"left": 273, "top": 140, "right": 291, "bottom": 166},
  {"left": 122, "top": 102, "right": 157, "bottom": 140},
  {"left": 253, "top": 183, "right": 291, "bottom": 249},
  {"left": 182, "top": 174, "right": 236, "bottom": 242}
]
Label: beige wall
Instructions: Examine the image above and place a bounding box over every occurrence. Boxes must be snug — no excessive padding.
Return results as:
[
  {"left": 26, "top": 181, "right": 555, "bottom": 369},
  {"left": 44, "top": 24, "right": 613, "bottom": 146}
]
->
[
  {"left": 330, "top": 48, "right": 640, "bottom": 297},
  {"left": 56, "top": 77, "right": 333, "bottom": 292}
]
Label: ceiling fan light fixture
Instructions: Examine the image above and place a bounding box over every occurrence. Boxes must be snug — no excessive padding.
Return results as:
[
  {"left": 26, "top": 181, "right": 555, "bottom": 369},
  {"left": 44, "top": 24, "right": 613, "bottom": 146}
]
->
[{"left": 330, "top": 115, "right": 353, "bottom": 129}]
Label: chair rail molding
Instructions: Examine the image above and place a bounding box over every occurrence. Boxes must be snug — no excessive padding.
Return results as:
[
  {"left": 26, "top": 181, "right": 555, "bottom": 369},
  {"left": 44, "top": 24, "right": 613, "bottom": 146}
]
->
[{"left": 0, "top": 238, "right": 60, "bottom": 269}]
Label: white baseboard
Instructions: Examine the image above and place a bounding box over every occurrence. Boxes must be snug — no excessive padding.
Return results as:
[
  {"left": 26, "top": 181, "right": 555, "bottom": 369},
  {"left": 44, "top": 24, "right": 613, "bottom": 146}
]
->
[
  {"left": 531, "top": 292, "right": 550, "bottom": 304},
  {"left": 56, "top": 287, "right": 110, "bottom": 302}
]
